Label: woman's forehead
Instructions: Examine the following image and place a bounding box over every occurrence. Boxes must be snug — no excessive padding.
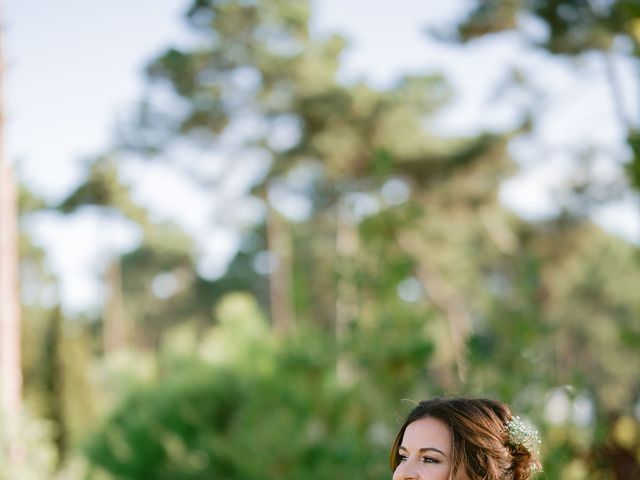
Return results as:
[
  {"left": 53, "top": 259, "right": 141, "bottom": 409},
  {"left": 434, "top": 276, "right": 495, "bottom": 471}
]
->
[{"left": 402, "top": 416, "right": 452, "bottom": 451}]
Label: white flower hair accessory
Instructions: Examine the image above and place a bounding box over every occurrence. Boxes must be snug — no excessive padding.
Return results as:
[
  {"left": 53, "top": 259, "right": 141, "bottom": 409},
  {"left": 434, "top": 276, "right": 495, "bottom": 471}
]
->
[
  {"left": 506, "top": 416, "right": 541, "bottom": 454},
  {"left": 506, "top": 416, "right": 542, "bottom": 472}
]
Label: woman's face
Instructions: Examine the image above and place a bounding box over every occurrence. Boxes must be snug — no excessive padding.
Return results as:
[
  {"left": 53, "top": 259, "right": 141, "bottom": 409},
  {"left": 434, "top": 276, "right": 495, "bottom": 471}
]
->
[{"left": 392, "top": 416, "right": 468, "bottom": 480}]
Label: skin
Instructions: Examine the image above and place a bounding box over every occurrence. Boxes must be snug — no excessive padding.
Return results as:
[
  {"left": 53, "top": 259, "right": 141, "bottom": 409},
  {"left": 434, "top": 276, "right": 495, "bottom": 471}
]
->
[{"left": 392, "top": 417, "right": 469, "bottom": 480}]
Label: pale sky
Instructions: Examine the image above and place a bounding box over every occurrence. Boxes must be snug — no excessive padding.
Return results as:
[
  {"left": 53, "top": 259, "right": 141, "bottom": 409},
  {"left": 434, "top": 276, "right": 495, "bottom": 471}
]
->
[{"left": 6, "top": 0, "right": 640, "bottom": 313}]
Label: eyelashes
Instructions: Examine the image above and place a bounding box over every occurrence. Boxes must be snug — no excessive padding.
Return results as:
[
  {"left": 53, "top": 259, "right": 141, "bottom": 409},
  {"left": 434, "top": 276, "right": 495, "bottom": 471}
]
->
[{"left": 398, "top": 454, "right": 440, "bottom": 464}]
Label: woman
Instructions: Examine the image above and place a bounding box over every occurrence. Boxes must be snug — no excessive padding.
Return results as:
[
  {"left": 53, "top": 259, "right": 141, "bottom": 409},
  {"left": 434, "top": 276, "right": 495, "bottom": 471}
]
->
[{"left": 390, "top": 397, "right": 542, "bottom": 480}]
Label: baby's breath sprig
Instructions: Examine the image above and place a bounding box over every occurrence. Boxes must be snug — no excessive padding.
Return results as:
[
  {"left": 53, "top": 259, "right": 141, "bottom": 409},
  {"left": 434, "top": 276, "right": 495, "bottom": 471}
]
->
[{"left": 506, "top": 416, "right": 541, "bottom": 455}]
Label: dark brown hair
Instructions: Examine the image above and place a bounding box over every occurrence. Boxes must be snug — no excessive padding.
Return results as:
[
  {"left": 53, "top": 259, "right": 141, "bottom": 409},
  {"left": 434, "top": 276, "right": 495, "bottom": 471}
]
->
[{"left": 390, "top": 397, "right": 541, "bottom": 480}]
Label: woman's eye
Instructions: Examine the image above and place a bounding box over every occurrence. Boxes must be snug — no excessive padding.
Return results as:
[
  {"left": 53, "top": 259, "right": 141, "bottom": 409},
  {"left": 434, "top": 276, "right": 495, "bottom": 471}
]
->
[
  {"left": 422, "top": 456, "right": 439, "bottom": 464},
  {"left": 398, "top": 455, "right": 408, "bottom": 462}
]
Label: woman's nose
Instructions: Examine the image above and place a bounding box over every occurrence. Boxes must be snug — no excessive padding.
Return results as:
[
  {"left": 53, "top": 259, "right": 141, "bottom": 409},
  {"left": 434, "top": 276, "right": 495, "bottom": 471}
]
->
[{"left": 393, "top": 463, "right": 418, "bottom": 480}]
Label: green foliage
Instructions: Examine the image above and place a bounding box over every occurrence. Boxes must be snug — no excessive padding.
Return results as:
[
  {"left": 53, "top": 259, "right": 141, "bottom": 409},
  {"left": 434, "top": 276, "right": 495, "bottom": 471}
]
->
[
  {"left": 21, "top": 305, "right": 99, "bottom": 466},
  {"left": 14, "top": 1, "right": 640, "bottom": 478},
  {"left": 453, "top": 0, "right": 640, "bottom": 193},
  {"left": 457, "top": 0, "right": 632, "bottom": 53},
  {"left": 626, "top": 129, "right": 640, "bottom": 190},
  {"left": 85, "top": 294, "right": 427, "bottom": 480},
  {"left": 0, "top": 410, "right": 58, "bottom": 480},
  {"left": 86, "top": 366, "right": 247, "bottom": 479}
]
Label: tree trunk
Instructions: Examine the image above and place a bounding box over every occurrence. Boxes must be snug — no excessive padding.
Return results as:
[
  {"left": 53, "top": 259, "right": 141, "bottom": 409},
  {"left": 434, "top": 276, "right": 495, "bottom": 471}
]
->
[
  {"left": 103, "top": 258, "right": 129, "bottom": 354},
  {"left": 0, "top": 154, "right": 21, "bottom": 416},
  {"left": 0, "top": 18, "right": 23, "bottom": 463},
  {"left": 335, "top": 204, "right": 359, "bottom": 385},
  {"left": 265, "top": 203, "right": 294, "bottom": 333},
  {"left": 396, "top": 230, "right": 472, "bottom": 388}
]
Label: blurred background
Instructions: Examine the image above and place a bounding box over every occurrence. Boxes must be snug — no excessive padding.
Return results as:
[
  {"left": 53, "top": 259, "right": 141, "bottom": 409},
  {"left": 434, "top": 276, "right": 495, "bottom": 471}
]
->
[{"left": 1, "top": 0, "right": 640, "bottom": 478}]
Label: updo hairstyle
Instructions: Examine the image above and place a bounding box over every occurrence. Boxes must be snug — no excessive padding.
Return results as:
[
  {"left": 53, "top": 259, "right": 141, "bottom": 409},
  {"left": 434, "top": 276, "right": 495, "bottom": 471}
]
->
[{"left": 389, "top": 397, "right": 542, "bottom": 480}]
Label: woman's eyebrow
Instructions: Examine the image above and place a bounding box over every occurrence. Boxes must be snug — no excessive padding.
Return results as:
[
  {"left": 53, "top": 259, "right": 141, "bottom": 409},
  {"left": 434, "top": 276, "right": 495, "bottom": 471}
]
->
[{"left": 398, "top": 446, "right": 447, "bottom": 457}]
